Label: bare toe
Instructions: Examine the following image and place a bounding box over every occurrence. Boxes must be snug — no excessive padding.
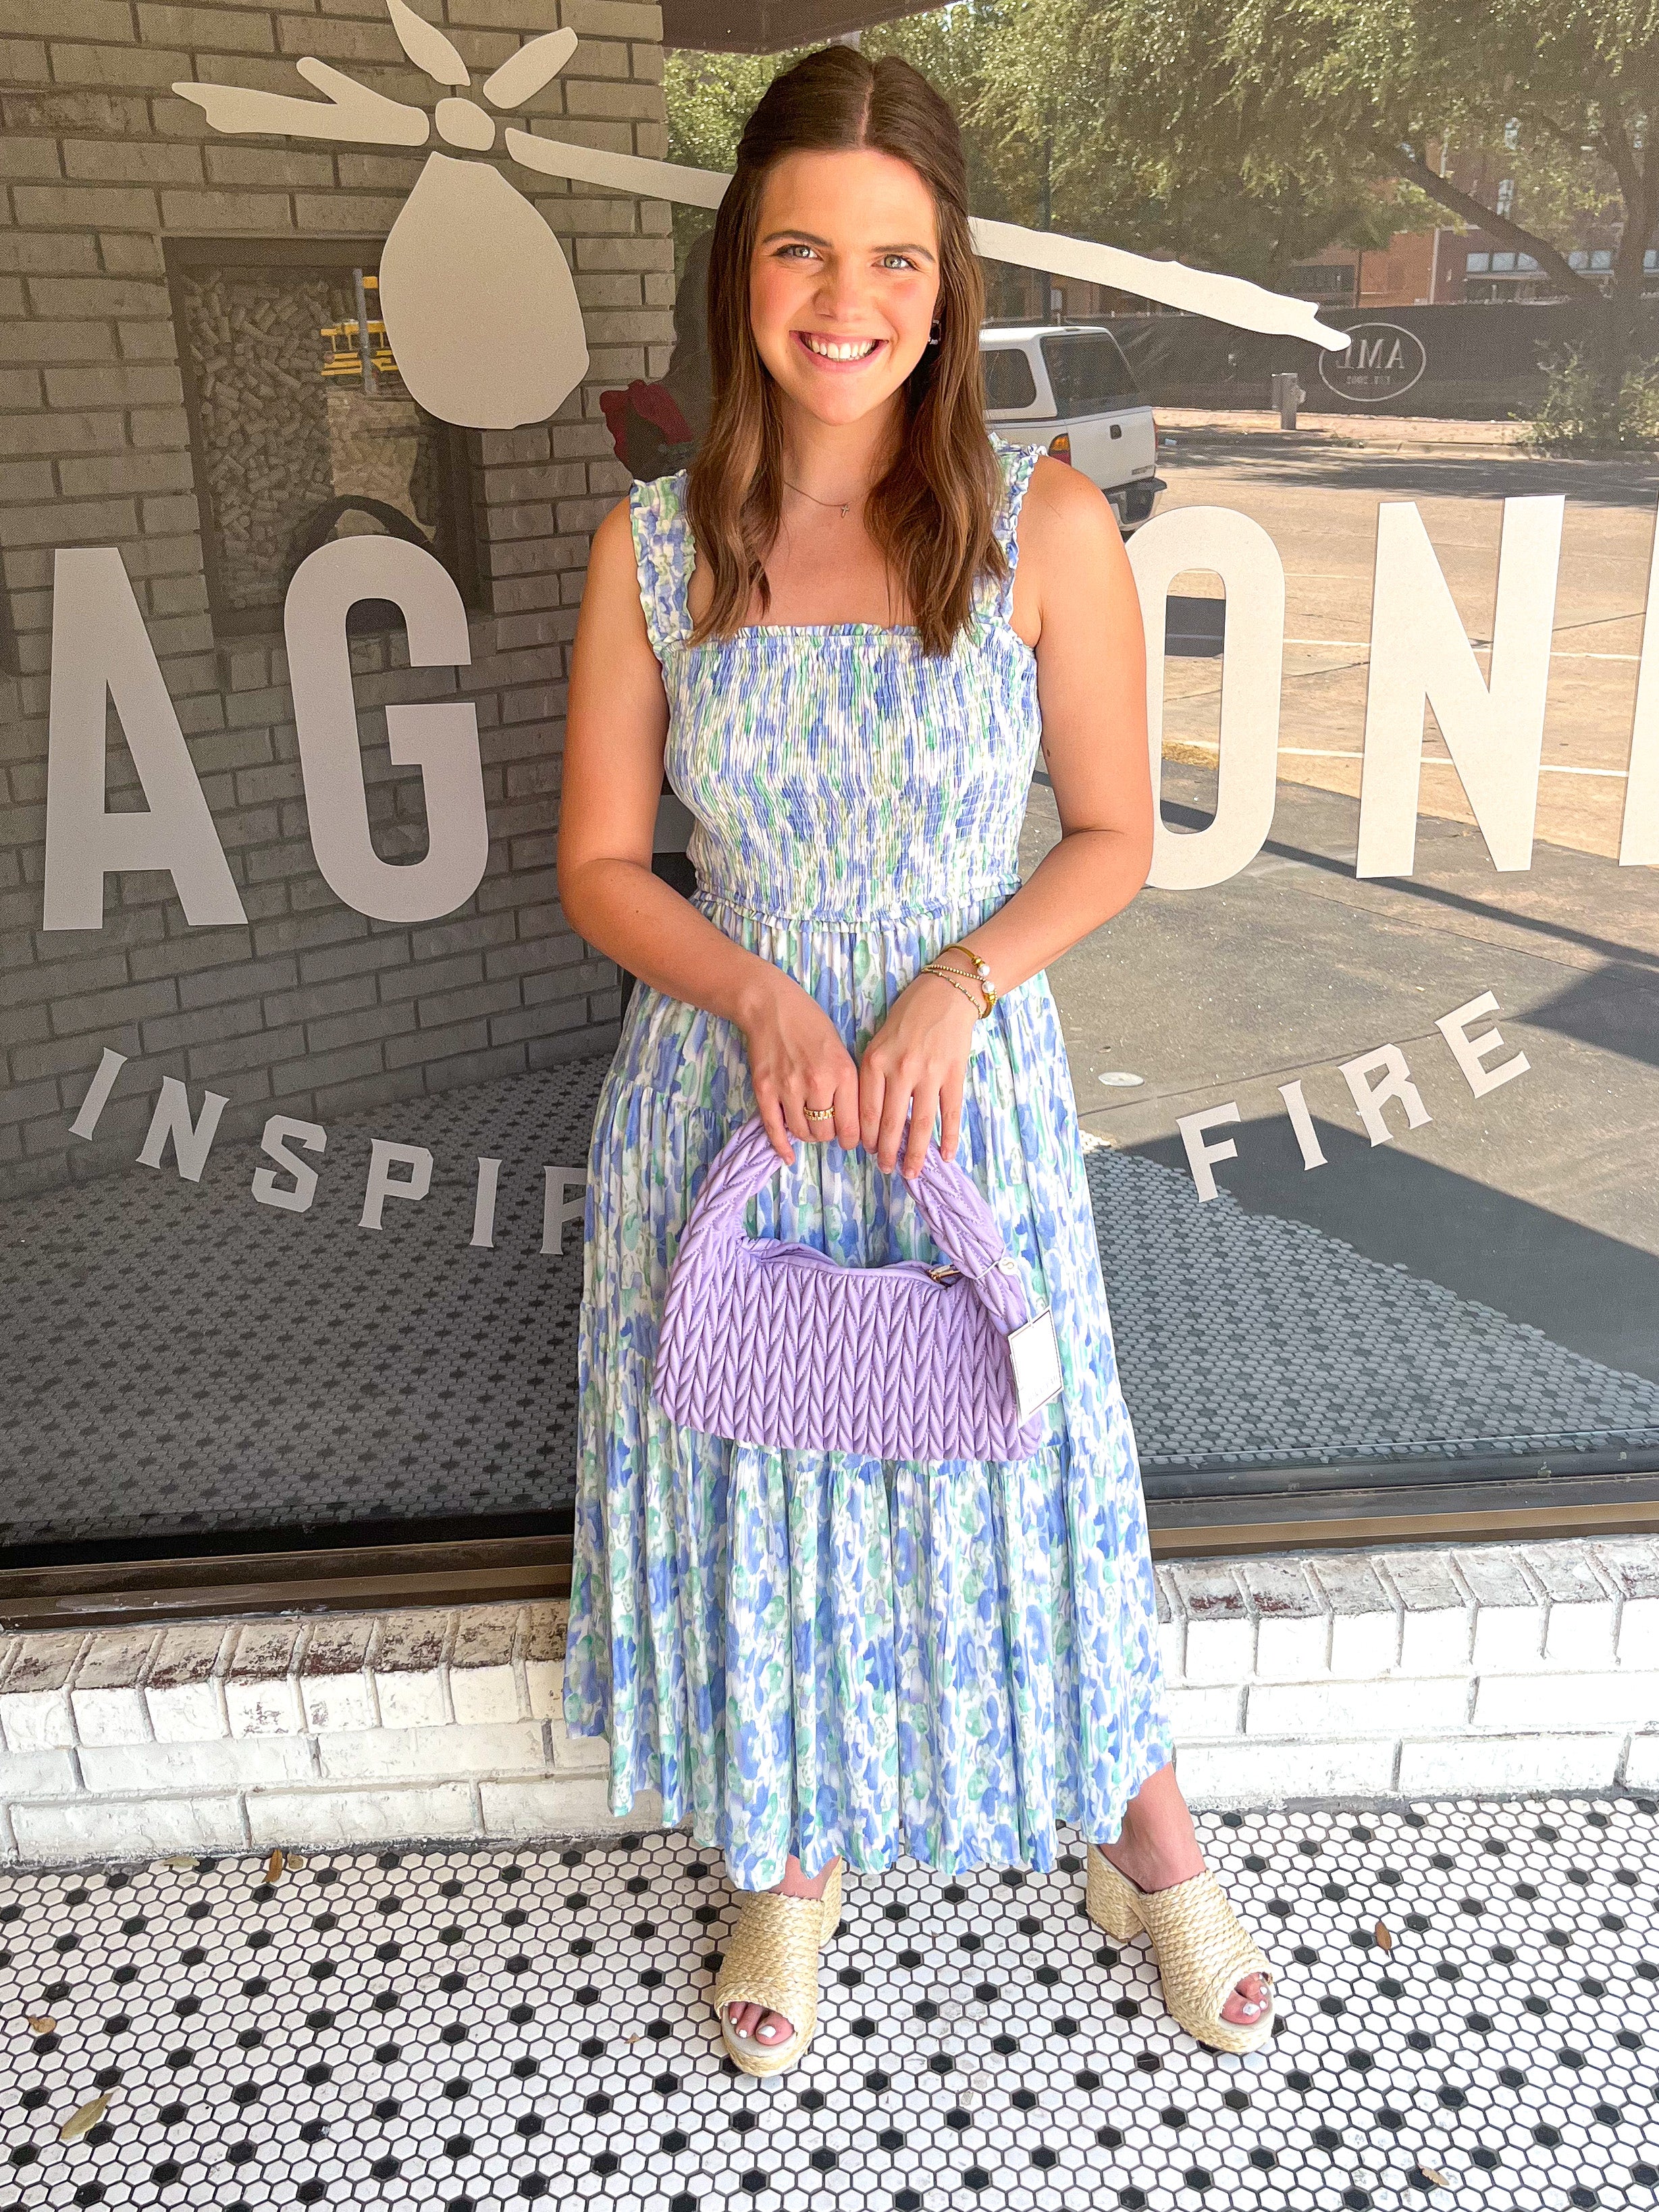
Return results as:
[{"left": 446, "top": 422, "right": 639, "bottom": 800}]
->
[
  {"left": 1221, "top": 1971, "right": 1271, "bottom": 2026},
  {"left": 752, "top": 2007, "right": 795, "bottom": 2045}
]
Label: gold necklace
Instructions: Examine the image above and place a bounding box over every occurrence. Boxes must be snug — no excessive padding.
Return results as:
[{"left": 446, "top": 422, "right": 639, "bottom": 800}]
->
[{"left": 783, "top": 478, "right": 859, "bottom": 519}]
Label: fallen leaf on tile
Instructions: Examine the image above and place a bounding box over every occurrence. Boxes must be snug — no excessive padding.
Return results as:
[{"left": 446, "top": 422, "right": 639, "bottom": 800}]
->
[
  {"left": 59, "top": 2090, "right": 111, "bottom": 2142},
  {"left": 265, "top": 1849, "right": 286, "bottom": 1884},
  {"left": 160, "top": 1856, "right": 198, "bottom": 1872},
  {"left": 1421, "top": 2169, "right": 1448, "bottom": 2188},
  {"left": 1373, "top": 1919, "right": 1393, "bottom": 1951},
  {"left": 26, "top": 2016, "right": 54, "bottom": 2034}
]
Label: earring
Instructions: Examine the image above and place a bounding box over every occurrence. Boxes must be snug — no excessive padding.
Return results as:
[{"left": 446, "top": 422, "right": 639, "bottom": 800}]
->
[{"left": 927, "top": 317, "right": 943, "bottom": 345}]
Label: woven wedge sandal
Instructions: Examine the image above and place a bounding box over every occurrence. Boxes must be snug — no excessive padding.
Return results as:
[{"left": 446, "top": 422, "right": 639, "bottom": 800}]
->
[
  {"left": 1086, "top": 1845, "right": 1276, "bottom": 2055},
  {"left": 712, "top": 1861, "right": 843, "bottom": 2078}
]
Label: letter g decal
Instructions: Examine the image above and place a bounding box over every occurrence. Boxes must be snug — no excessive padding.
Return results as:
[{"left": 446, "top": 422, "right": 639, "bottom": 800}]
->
[{"left": 285, "top": 536, "right": 488, "bottom": 924}]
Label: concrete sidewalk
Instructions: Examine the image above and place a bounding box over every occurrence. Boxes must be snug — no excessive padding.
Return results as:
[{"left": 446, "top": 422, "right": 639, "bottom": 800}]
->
[{"left": 1151, "top": 409, "right": 1537, "bottom": 454}]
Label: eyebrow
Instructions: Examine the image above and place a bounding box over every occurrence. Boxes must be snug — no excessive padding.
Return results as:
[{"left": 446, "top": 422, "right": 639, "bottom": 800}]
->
[{"left": 758, "top": 227, "right": 936, "bottom": 261}]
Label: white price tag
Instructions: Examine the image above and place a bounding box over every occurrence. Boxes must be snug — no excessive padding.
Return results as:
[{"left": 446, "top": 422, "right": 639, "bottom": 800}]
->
[{"left": 1007, "top": 1304, "right": 1062, "bottom": 1421}]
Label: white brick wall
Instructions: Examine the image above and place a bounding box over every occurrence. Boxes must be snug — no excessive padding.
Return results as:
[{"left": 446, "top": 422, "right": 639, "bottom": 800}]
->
[
  {"left": 0, "top": 0, "right": 675, "bottom": 1201},
  {"left": 1155, "top": 1532, "right": 1659, "bottom": 1805},
  {"left": 0, "top": 1598, "right": 660, "bottom": 1864},
  {"left": 1, "top": 1532, "right": 1654, "bottom": 1865}
]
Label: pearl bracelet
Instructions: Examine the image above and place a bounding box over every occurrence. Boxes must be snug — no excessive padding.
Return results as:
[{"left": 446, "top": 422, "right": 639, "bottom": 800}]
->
[
  {"left": 920, "top": 963, "right": 986, "bottom": 1015},
  {"left": 931, "top": 941, "right": 997, "bottom": 1016}
]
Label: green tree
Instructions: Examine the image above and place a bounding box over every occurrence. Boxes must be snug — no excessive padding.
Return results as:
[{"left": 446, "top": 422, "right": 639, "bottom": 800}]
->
[
  {"left": 1359, "top": 3, "right": 1657, "bottom": 388},
  {"left": 662, "top": 45, "right": 806, "bottom": 269},
  {"left": 1086, "top": 1, "right": 1659, "bottom": 390},
  {"left": 662, "top": 3, "right": 1398, "bottom": 294},
  {"left": 906, "top": 0, "right": 1396, "bottom": 283}
]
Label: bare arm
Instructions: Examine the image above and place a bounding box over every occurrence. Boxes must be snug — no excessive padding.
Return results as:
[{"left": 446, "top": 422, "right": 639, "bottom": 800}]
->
[
  {"left": 557, "top": 496, "right": 863, "bottom": 1156},
  {"left": 969, "top": 454, "right": 1155, "bottom": 984},
  {"left": 556, "top": 496, "right": 779, "bottom": 1026},
  {"left": 859, "top": 456, "right": 1153, "bottom": 1174}
]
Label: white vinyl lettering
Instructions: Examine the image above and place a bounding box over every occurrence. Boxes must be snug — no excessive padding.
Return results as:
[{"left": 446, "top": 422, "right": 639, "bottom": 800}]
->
[
  {"left": 1435, "top": 991, "right": 1531, "bottom": 1099},
  {"left": 1277, "top": 1078, "right": 1328, "bottom": 1170},
  {"left": 136, "top": 1076, "right": 230, "bottom": 1182},
  {"left": 1128, "top": 506, "right": 1286, "bottom": 891},
  {"left": 68, "top": 1045, "right": 128, "bottom": 1141},
  {"left": 361, "top": 1138, "right": 433, "bottom": 1230},
  {"left": 284, "top": 537, "right": 489, "bottom": 924},
  {"left": 542, "top": 1165, "right": 587, "bottom": 1255},
  {"left": 1621, "top": 502, "right": 1659, "bottom": 868},
  {"left": 1340, "top": 1045, "right": 1433, "bottom": 1147},
  {"left": 1176, "top": 1102, "right": 1242, "bottom": 1204},
  {"left": 43, "top": 549, "right": 247, "bottom": 930},
  {"left": 471, "top": 1155, "right": 502, "bottom": 1249},
  {"left": 252, "top": 1114, "right": 327, "bottom": 1215},
  {"left": 1357, "top": 496, "right": 1564, "bottom": 878}
]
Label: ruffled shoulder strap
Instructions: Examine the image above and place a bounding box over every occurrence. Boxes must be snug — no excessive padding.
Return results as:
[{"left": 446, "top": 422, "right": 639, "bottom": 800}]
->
[
  {"left": 978, "top": 429, "right": 1043, "bottom": 631},
  {"left": 627, "top": 468, "right": 692, "bottom": 662}
]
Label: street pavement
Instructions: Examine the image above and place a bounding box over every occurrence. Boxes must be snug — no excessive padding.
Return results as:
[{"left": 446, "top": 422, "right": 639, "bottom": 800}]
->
[{"left": 1025, "top": 430, "right": 1658, "bottom": 1386}]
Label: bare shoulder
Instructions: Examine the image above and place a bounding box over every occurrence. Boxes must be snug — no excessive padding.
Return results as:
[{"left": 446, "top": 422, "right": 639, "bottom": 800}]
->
[
  {"left": 579, "top": 488, "right": 650, "bottom": 631},
  {"left": 572, "top": 485, "right": 662, "bottom": 675},
  {"left": 587, "top": 487, "right": 639, "bottom": 585},
  {"left": 1018, "top": 450, "right": 1122, "bottom": 564},
  {"left": 1005, "top": 450, "right": 1126, "bottom": 648}
]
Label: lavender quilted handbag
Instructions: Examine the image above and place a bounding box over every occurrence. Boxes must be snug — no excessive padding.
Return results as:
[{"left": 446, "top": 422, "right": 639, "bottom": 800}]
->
[{"left": 651, "top": 1110, "right": 1051, "bottom": 1462}]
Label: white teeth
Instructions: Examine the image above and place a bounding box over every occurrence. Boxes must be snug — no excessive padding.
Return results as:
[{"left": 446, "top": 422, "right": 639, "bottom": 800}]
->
[{"left": 801, "top": 334, "right": 879, "bottom": 361}]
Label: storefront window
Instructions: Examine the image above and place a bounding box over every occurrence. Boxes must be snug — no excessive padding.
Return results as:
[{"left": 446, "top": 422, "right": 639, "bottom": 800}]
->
[
  {"left": 167, "top": 244, "right": 478, "bottom": 638},
  {"left": 1, "top": 0, "right": 1654, "bottom": 1596}
]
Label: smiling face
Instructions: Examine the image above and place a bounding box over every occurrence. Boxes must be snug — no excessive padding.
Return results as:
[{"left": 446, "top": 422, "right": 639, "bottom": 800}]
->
[{"left": 747, "top": 147, "right": 942, "bottom": 432}]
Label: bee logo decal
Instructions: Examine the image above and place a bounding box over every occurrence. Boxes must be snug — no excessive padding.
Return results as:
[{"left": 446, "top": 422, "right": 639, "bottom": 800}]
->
[
  {"left": 176, "top": 3, "right": 596, "bottom": 431},
  {"left": 177, "top": 1, "right": 1346, "bottom": 435}
]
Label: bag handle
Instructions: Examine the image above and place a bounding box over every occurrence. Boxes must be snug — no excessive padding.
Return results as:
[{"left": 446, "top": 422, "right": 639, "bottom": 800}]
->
[{"left": 673, "top": 1110, "right": 1031, "bottom": 1334}]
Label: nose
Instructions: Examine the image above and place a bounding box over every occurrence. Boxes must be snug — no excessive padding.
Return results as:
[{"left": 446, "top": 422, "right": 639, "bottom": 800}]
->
[{"left": 810, "top": 259, "right": 874, "bottom": 327}]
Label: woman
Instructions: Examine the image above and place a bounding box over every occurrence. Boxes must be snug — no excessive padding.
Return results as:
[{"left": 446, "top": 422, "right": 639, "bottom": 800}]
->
[{"left": 556, "top": 43, "right": 1275, "bottom": 2074}]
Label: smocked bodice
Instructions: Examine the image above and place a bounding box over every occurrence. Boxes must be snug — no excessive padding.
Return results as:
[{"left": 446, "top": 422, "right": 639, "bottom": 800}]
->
[{"left": 627, "top": 432, "right": 1045, "bottom": 926}]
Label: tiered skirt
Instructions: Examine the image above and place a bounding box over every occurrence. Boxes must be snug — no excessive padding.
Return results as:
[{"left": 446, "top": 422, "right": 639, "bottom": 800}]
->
[{"left": 562, "top": 885, "right": 1173, "bottom": 1889}]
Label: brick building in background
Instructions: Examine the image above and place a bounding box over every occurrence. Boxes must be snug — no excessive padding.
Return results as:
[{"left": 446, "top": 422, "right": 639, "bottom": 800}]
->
[
  {"left": 1288, "top": 142, "right": 1658, "bottom": 312},
  {"left": 0, "top": 0, "right": 676, "bottom": 1202}
]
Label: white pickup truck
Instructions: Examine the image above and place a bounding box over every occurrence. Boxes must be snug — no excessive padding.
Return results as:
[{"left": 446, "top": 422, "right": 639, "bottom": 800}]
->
[{"left": 980, "top": 322, "right": 1164, "bottom": 533}]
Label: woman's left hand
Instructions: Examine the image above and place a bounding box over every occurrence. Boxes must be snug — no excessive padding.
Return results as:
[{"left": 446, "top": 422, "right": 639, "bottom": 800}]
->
[{"left": 858, "top": 970, "right": 982, "bottom": 1176}]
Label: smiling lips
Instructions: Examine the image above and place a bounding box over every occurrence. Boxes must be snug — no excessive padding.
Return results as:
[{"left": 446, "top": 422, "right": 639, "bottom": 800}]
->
[{"left": 795, "top": 331, "right": 885, "bottom": 365}]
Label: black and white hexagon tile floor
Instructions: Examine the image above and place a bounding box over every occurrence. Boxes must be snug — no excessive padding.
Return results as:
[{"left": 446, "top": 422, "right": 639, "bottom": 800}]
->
[{"left": 1, "top": 1795, "right": 1654, "bottom": 2212}]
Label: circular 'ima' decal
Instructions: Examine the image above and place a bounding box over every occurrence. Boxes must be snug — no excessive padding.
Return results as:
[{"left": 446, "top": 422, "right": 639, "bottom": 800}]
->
[{"left": 1318, "top": 321, "right": 1428, "bottom": 404}]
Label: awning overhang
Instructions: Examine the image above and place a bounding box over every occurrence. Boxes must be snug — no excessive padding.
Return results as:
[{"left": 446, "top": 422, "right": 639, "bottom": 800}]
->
[{"left": 661, "top": 0, "right": 937, "bottom": 55}]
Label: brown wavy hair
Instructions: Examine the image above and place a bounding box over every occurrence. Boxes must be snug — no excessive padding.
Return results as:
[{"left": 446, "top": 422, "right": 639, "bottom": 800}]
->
[{"left": 683, "top": 43, "right": 1006, "bottom": 661}]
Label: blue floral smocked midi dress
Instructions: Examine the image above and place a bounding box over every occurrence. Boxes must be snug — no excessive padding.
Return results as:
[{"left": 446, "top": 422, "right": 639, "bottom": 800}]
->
[{"left": 563, "top": 429, "right": 1174, "bottom": 1889}]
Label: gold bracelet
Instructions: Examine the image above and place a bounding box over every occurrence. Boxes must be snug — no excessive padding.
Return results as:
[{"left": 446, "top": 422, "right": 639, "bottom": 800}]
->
[
  {"left": 934, "top": 941, "right": 997, "bottom": 1015},
  {"left": 927, "top": 965, "right": 990, "bottom": 1015},
  {"left": 920, "top": 962, "right": 988, "bottom": 1016}
]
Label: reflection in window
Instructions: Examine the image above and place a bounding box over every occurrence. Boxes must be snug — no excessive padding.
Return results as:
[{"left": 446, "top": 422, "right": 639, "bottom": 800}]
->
[
  {"left": 170, "top": 253, "right": 477, "bottom": 637},
  {"left": 1039, "top": 331, "right": 1142, "bottom": 416},
  {"left": 982, "top": 346, "right": 1038, "bottom": 410}
]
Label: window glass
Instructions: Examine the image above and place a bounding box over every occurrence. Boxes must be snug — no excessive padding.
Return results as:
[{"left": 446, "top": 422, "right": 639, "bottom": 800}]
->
[
  {"left": 1039, "top": 332, "right": 1144, "bottom": 415},
  {"left": 172, "top": 255, "right": 475, "bottom": 637},
  {"left": 982, "top": 345, "right": 1038, "bottom": 410},
  {"left": 2, "top": 2, "right": 1655, "bottom": 1573}
]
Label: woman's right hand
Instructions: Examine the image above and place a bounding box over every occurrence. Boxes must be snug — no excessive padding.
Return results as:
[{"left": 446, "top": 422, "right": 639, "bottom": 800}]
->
[{"left": 739, "top": 972, "right": 861, "bottom": 1161}]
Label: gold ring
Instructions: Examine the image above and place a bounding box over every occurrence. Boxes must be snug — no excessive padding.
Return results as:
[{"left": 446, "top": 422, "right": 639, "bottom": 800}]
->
[{"left": 804, "top": 1105, "right": 834, "bottom": 1121}]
